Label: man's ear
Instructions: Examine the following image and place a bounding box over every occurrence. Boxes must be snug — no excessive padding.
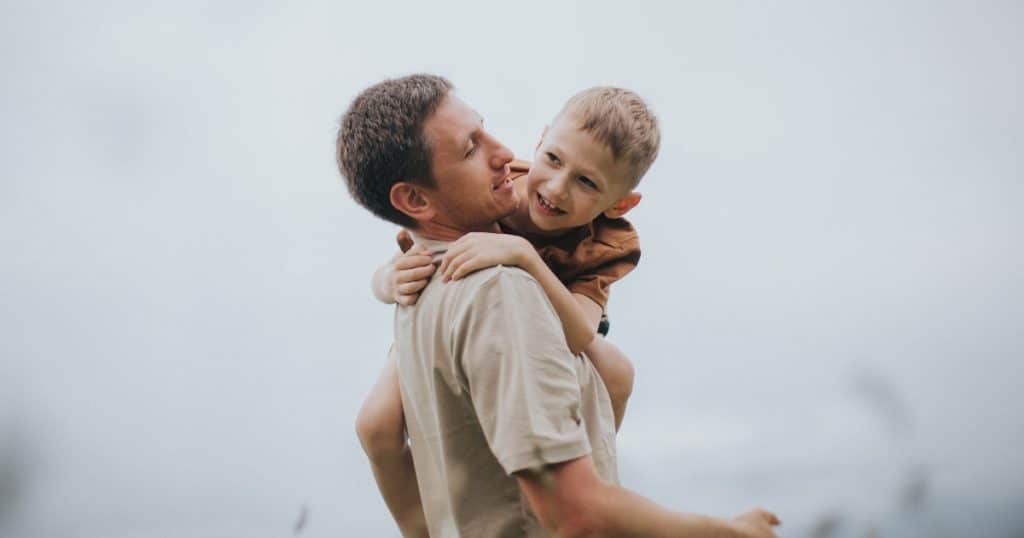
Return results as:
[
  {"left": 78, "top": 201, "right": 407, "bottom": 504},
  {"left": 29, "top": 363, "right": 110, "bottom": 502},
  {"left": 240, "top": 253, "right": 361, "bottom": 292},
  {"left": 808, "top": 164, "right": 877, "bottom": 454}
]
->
[
  {"left": 534, "top": 125, "right": 549, "bottom": 151},
  {"left": 603, "top": 192, "right": 642, "bottom": 219},
  {"left": 390, "top": 182, "right": 436, "bottom": 222}
]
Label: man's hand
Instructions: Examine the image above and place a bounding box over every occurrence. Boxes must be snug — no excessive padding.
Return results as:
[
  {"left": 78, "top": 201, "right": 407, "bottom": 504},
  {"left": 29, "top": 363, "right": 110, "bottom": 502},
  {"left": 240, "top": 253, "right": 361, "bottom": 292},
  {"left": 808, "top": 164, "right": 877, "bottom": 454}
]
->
[
  {"left": 390, "top": 246, "right": 436, "bottom": 306},
  {"left": 438, "top": 232, "right": 535, "bottom": 282},
  {"left": 731, "top": 508, "right": 781, "bottom": 538}
]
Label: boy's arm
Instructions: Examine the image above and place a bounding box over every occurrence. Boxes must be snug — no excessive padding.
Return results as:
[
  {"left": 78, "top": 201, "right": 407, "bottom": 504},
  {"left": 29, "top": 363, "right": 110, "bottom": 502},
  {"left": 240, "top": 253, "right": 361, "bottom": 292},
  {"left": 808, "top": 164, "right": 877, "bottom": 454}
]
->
[
  {"left": 372, "top": 246, "right": 436, "bottom": 306},
  {"left": 439, "top": 232, "right": 600, "bottom": 354},
  {"left": 521, "top": 257, "right": 603, "bottom": 354}
]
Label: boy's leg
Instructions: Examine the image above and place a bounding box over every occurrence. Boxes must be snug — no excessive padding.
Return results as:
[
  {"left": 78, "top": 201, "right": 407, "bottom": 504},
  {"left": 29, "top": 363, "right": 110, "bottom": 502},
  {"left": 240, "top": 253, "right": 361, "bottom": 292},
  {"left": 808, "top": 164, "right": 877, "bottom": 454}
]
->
[
  {"left": 583, "top": 337, "right": 636, "bottom": 431},
  {"left": 354, "top": 354, "right": 427, "bottom": 537}
]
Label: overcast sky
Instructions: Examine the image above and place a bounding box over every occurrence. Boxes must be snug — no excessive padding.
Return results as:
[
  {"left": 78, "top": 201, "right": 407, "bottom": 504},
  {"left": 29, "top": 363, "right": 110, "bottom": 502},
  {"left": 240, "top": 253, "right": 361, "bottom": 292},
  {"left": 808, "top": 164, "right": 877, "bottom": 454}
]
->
[{"left": 2, "top": 1, "right": 1022, "bottom": 537}]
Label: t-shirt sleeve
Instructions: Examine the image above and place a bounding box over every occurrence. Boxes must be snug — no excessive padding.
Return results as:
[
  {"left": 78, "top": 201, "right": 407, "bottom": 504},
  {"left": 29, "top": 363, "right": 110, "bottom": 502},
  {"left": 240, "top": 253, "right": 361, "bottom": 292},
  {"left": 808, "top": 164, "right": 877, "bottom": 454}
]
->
[
  {"left": 566, "top": 225, "right": 641, "bottom": 311},
  {"left": 454, "top": 268, "right": 592, "bottom": 475}
]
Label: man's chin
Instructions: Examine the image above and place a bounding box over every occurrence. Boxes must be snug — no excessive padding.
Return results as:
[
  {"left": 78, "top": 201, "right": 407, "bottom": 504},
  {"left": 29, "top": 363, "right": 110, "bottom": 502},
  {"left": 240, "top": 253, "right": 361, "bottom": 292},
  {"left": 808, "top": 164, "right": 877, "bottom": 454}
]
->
[
  {"left": 487, "top": 193, "right": 519, "bottom": 222},
  {"left": 497, "top": 202, "right": 518, "bottom": 221}
]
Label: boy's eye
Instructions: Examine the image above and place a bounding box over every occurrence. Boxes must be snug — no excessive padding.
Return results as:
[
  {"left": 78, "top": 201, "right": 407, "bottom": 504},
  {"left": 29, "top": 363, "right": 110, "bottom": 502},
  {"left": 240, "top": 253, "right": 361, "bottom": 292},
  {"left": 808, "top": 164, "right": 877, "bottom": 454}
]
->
[
  {"left": 578, "top": 176, "right": 597, "bottom": 189},
  {"left": 546, "top": 152, "right": 561, "bottom": 165},
  {"left": 465, "top": 144, "right": 477, "bottom": 158}
]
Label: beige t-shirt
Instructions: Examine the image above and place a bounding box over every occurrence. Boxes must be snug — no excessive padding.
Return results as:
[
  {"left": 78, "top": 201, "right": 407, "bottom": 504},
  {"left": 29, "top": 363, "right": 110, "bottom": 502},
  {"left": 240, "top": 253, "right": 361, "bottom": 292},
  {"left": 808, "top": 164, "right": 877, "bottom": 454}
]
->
[{"left": 394, "top": 234, "right": 619, "bottom": 537}]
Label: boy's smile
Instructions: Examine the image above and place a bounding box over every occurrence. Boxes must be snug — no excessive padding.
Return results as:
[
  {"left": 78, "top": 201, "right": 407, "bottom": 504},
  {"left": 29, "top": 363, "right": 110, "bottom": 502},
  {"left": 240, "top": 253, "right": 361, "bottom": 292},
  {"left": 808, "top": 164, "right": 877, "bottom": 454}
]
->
[{"left": 535, "top": 191, "right": 567, "bottom": 216}]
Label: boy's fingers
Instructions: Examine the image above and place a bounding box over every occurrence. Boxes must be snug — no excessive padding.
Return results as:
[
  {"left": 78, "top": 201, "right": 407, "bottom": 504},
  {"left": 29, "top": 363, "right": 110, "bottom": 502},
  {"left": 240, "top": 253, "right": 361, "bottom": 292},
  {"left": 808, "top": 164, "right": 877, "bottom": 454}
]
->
[
  {"left": 394, "top": 254, "right": 433, "bottom": 270},
  {"left": 438, "top": 250, "right": 456, "bottom": 276},
  {"left": 443, "top": 252, "right": 471, "bottom": 282},
  {"left": 452, "top": 256, "right": 479, "bottom": 280},
  {"left": 407, "top": 264, "right": 436, "bottom": 280},
  {"left": 397, "top": 279, "right": 428, "bottom": 295},
  {"left": 439, "top": 244, "right": 467, "bottom": 272},
  {"left": 395, "top": 265, "right": 435, "bottom": 284}
]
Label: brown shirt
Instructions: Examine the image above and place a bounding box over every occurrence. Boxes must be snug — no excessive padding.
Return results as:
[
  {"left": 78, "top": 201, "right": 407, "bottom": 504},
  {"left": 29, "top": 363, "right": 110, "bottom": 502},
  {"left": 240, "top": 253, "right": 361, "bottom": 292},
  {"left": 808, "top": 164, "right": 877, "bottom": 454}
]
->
[{"left": 394, "top": 234, "right": 618, "bottom": 537}]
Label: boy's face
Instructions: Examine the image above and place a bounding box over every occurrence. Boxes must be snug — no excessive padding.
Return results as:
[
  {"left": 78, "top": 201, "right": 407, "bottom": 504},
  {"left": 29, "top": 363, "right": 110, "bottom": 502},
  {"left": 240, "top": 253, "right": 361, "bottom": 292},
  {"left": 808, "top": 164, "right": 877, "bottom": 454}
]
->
[{"left": 526, "top": 114, "right": 636, "bottom": 232}]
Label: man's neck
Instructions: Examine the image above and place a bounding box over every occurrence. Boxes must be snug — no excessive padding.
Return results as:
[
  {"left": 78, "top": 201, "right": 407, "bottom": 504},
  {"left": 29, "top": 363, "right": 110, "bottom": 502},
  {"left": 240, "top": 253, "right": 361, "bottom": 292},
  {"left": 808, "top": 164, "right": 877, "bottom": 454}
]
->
[{"left": 414, "top": 219, "right": 502, "bottom": 242}]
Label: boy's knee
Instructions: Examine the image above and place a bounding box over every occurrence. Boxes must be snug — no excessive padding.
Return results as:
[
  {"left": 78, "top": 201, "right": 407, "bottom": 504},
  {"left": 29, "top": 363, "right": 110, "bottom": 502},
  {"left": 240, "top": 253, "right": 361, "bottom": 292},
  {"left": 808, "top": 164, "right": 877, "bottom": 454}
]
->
[{"left": 355, "top": 401, "right": 405, "bottom": 460}]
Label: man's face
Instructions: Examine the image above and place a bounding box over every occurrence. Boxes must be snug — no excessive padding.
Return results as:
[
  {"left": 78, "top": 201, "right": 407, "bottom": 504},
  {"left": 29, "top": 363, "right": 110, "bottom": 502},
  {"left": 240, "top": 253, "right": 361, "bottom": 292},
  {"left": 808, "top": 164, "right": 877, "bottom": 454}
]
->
[{"left": 421, "top": 95, "right": 517, "bottom": 232}]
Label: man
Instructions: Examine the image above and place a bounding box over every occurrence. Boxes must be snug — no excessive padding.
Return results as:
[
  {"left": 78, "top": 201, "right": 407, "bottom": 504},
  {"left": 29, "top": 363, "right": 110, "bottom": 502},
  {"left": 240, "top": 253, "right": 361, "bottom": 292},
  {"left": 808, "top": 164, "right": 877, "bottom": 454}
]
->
[{"left": 338, "top": 73, "right": 780, "bottom": 537}]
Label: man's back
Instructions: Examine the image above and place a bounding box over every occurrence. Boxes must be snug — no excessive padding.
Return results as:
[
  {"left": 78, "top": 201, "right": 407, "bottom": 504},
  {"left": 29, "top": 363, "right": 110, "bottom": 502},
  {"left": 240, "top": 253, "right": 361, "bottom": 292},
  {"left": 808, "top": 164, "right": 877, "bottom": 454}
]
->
[{"left": 394, "top": 240, "right": 618, "bottom": 537}]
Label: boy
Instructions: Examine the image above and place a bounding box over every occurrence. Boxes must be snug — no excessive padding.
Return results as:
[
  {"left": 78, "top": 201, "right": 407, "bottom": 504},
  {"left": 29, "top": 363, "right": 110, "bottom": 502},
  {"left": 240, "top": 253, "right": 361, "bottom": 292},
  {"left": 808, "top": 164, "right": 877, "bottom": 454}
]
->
[{"left": 363, "top": 87, "right": 654, "bottom": 533}]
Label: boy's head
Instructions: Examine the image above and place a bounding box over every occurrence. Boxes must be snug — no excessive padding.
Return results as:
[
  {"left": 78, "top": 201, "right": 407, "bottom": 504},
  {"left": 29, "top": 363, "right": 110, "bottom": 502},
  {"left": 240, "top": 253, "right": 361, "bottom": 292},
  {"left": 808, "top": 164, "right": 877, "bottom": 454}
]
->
[{"left": 527, "top": 87, "right": 660, "bottom": 232}]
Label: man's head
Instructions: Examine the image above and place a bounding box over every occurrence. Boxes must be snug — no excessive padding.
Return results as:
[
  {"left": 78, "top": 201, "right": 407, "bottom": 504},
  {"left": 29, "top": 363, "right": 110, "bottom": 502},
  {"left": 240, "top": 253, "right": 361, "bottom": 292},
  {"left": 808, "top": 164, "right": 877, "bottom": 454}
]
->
[
  {"left": 337, "top": 74, "right": 516, "bottom": 233},
  {"left": 526, "top": 87, "right": 660, "bottom": 232}
]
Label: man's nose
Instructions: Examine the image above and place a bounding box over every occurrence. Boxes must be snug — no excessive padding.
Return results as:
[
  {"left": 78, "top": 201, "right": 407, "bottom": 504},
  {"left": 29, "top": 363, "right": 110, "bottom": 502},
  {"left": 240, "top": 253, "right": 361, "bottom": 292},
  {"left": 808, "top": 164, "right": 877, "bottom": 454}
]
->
[{"left": 489, "top": 141, "right": 514, "bottom": 170}]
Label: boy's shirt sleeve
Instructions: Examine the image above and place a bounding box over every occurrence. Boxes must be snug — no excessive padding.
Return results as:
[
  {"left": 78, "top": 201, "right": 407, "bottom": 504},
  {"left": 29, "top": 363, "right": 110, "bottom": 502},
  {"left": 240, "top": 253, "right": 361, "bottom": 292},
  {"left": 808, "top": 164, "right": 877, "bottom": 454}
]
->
[{"left": 564, "top": 217, "right": 641, "bottom": 311}]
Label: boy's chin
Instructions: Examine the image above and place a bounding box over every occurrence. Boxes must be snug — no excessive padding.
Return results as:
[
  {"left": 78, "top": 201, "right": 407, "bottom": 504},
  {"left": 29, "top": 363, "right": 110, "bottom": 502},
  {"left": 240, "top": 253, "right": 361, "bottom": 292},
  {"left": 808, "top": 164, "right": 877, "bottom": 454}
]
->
[{"left": 531, "top": 211, "right": 588, "bottom": 232}]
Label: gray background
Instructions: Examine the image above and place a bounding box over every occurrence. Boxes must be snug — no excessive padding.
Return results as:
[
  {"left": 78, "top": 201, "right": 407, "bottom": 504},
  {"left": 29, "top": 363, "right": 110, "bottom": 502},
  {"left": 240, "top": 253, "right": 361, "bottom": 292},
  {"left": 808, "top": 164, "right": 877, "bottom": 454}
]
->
[{"left": 2, "top": 1, "right": 1022, "bottom": 537}]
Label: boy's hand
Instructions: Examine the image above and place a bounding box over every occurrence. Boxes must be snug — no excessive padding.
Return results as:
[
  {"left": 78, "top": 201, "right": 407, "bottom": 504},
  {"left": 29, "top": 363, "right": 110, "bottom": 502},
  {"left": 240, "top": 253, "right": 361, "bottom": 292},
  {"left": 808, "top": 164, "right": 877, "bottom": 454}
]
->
[
  {"left": 391, "top": 246, "right": 436, "bottom": 306},
  {"left": 731, "top": 508, "right": 780, "bottom": 538},
  {"left": 439, "top": 232, "right": 534, "bottom": 282}
]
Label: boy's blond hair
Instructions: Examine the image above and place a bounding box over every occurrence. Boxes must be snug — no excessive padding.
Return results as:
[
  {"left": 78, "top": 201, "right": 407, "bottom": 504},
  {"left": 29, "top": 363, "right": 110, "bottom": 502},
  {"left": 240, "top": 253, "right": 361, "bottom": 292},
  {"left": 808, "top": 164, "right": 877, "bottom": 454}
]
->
[{"left": 558, "top": 87, "right": 660, "bottom": 189}]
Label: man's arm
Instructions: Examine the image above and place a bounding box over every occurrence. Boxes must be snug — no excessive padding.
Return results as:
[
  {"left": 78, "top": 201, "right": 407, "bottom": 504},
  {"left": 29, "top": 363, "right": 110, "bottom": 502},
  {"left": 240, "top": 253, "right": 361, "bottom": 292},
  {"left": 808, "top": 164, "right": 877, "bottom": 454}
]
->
[
  {"left": 516, "top": 456, "right": 780, "bottom": 538},
  {"left": 456, "top": 270, "right": 779, "bottom": 538}
]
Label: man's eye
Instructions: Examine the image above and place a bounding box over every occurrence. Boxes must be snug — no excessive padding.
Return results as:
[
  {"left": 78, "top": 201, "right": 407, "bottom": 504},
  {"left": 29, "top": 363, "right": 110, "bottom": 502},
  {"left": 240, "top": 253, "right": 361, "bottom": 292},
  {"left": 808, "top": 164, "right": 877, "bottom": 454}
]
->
[
  {"left": 578, "top": 176, "right": 597, "bottom": 189},
  {"left": 465, "top": 144, "right": 477, "bottom": 157}
]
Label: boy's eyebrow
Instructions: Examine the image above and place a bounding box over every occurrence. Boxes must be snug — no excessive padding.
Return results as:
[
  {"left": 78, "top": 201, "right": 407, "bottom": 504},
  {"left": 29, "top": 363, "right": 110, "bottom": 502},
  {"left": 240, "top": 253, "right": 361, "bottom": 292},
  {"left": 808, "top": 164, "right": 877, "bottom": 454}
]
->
[{"left": 548, "top": 143, "right": 608, "bottom": 186}]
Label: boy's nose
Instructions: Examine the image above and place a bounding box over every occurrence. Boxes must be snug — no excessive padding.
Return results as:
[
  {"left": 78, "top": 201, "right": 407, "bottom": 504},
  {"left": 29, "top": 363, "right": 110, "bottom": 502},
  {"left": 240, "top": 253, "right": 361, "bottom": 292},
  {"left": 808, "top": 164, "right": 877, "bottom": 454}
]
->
[{"left": 546, "top": 173, "right": 570, "bottom": 203}]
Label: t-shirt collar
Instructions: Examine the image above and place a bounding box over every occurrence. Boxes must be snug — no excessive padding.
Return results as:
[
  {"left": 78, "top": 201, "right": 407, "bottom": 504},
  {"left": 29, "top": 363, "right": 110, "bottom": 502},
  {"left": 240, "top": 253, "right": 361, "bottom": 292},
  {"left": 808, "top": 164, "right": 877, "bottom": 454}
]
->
[{"left": 406, "top": 231, "right": 450, "bottom": 263}]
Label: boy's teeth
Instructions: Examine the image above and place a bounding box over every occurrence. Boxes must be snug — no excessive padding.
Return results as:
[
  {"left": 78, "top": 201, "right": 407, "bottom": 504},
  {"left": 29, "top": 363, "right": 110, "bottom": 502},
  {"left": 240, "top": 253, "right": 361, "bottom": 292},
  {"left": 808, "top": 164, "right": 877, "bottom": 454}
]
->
[{"left": 539, "top": 194, "right": 561, "bottom": 212}]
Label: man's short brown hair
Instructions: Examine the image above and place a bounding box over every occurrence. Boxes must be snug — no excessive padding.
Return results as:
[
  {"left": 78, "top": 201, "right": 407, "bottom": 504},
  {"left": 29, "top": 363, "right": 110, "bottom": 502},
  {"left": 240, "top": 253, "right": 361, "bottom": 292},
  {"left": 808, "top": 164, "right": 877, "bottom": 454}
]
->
[
  {"left": 558, "top": 87, "right": 660, "bottom": 189},
  {"left": 336, "top": 74, "right": 453, "bottom": 228}
]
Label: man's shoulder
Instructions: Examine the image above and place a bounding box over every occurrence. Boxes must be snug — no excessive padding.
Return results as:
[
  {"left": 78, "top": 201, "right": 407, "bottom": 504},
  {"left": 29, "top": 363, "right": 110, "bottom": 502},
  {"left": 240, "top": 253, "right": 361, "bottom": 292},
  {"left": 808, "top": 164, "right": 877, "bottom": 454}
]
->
[
  {"left": 427, "top": 264, "right": 546, "bottom": 315},
  {"left": 455, "top": 264, "right": 540, "bottom": 294}
]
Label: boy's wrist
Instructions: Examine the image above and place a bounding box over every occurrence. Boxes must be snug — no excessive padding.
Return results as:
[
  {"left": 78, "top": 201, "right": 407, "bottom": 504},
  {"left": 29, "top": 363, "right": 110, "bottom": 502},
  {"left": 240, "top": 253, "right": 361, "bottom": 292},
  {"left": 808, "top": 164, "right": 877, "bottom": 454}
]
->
[{"left": 516, "top": 242, "right": 543, "bottom": 273}]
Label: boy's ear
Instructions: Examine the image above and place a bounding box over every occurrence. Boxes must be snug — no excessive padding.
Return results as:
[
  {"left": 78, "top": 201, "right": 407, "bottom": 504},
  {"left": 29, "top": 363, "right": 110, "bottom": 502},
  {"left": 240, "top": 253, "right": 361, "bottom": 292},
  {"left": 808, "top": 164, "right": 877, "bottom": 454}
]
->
[
  {"left": 390, "top": 182, "right": 436, "bottom": 222},
  {"left": 534, "top": 125, "right": 549, "bottom": 151},
  {"left": 603, "top": 192, "right": 642, "bottom": 219}
]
